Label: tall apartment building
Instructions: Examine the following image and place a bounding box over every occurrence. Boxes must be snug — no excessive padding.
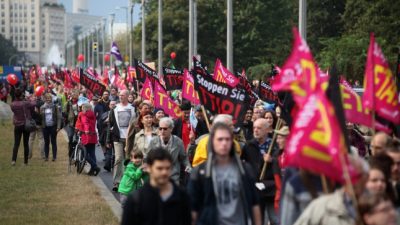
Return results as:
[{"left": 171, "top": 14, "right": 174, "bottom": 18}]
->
[{"left": 0, "top": 0, "right": 65, "bottom": 65}]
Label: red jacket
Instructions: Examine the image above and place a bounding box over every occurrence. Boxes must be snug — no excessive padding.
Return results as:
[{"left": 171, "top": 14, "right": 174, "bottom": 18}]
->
[{"left": 75, "top": 110, "right": 97, "bottom": 145}]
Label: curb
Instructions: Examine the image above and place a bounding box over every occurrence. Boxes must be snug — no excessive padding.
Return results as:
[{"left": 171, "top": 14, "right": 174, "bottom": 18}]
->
[{"left": 61, "top": 129, "right": 122, "bottom": 222}]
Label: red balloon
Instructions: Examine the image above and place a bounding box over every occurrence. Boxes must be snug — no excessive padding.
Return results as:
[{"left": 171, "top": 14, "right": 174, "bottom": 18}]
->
[
  {"left": 104, "top": 54, "right": 110, "bottom": 62},
  {"left": 6, "top": 74, "right": 18, "bottom": 85},
  {"left": 170, "top": 52, "right": 176, "bottom": 60},
  {"left": 77, "top": 54, "right": 85, "bottom": 62},
  {"left": 35, "top": 86, "right": 45, "bottom": 97}
]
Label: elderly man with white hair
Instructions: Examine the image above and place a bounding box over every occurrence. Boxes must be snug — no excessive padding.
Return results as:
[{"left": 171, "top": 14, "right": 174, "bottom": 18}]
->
[{"left": 147, "top": 117, "right": 191, "bottom": 185}]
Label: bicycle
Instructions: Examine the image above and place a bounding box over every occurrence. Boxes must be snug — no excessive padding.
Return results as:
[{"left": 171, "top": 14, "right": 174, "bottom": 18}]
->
[{"left": 68, "top": 133, "right": 87, "bottom": 174}]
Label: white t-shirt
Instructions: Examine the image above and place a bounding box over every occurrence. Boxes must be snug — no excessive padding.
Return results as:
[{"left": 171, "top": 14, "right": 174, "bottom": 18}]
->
[
  {"left": 115, "top": 103, "right": 135, "bottom": 139},
  {"left": 45, "top": 108, "right": 54, "bottom": 127}
]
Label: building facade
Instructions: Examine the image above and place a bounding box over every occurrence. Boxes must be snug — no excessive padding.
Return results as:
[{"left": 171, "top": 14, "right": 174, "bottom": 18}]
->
[{"left": 0, "top": 0, "right": 65, "bottom": 65}]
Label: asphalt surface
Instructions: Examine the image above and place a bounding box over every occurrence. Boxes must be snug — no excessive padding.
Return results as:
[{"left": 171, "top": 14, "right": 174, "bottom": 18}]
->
[{"left": 95, "top": 145, "right": 120, "bottom": 202}]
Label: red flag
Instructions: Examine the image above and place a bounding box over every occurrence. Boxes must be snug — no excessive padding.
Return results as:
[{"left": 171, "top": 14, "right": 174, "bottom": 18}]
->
[
  {"left": 111, "top": 66, "right": 127, "bottom": 90},
  {"left": 272, "top": 28, "right": 326, "bottom": 104},
  {"left": 127, "top": 66, "right": 136, "bottom": 83},
  {"left": 182, "top": 69, "right": 200, "bottom": 105},
  {"left": 285, "top": 93, "right": 357, "bottom": 182},
  {"left": 212, "top": 58, "right": 239, "bottom": 88},
  {"left": 63, "top": 70, "right": 73, "bottom": 89},
  {"left": 71, "top": 68, "right": 80, "bottom": 83},
  {"left": 140, "top": 77, "right": 153, "bottom": 102},
  {"left": 362, "top": 33, "right": 400, "bottom": 124},
  {"left": 154, "top": 81, "right": 182, "bottom": 118},
  {"left": 29, "top": 66, "right": 37, "bottom": 85}
]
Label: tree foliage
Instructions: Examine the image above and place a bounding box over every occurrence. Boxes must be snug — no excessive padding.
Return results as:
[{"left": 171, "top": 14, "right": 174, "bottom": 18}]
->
[
  {"left": 127, "top": 0, "right": 400, "bottom": 82},
  {"left": 0, "top": 34, "right": 19, "bottom": 65}
]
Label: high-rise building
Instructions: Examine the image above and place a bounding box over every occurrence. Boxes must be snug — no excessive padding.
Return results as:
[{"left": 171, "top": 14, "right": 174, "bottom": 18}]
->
[
  {"left": 72, "top": 0, "right": 88, "bottom": 14},
  {"left": 0, "top": 0, "right": 65, "bottom": 65}
]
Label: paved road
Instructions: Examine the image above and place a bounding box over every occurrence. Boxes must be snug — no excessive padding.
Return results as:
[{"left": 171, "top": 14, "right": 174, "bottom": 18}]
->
[{"left": 95, "top": 145, "right": 120, "bottom": 202}]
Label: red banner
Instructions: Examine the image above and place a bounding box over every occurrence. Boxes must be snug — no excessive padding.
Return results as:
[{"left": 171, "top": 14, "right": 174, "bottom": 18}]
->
[
  {"left": 154, "top": 81, "right": 182, "bottom": 118},
  {"left": 71, "top": 69, "right": 80, "bottom": 83},
  {"left": 182, "top": 69, "right": 200, "bottom": 105},
  {"left": 163, "top": 67, "right": 184, "bottom": 91},
  {"left": 134, "top": 59, "right": 159, "bottom": 83},
  {"left": 363, "top": 34, "right": 400, "bottom": 124},
  {"left": 285, "top": 93, "right": 356, "bottom": 182},
  {"left": 272, "top": 28, "right": 325, "bottom": 104},
  {"left": 213, "top": 58, "right": 239, "bottom": 88},
  {"left": 80, "top": 69, "right": 106, "bottom": 97},
  {"left": 140, "top": 77, "right": 153, "bottom": 101},
  {"left": 127, "top": 66, "right": 136, "bottom": 83}
]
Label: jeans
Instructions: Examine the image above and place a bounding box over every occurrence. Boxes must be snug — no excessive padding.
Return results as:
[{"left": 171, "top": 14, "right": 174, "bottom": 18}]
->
[
  {"left": 29, "top": 127, "right": 44, "bottom": 159},
  {"left": 65, "top": 125, "right": 74, "bottom": 157},
  {"left": 43, "top": 125, "right": 57, "bottom": 159},
  {"left": 113, "top": 141, "right": 125, "bottom": 184},
  {"left": 263, "top": 202, "right": 279, "bottom": 225},
  {"left": 12, "top": 125, "right": 30, "bottom": 164},
  {"left": 85, "top": 143, "right": 97, "bottom": 169}
]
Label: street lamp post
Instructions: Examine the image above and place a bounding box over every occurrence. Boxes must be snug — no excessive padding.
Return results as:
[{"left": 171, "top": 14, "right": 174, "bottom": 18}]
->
[
  {"left": 158, "top": 0, "right": 162, "bottom": 75},
  {"left": 110, "top": 13, "right": 115, "bottom": 67},
  {"left": 116, "top": 6, "right": 129, "bottom": 63},
  {"left": 141, "top": 0, "right": 146, "bottom": 62},
  {"left": 130, "top": 2, "right": 134, "bottom": 64},
  {"left": 91, "top": 28, "right": 95, "bottom": 68},
  {"left": 102, "top": 18, "right": 107, "bottom": 68},
  {"left": 227, "top": 0, "right": 233, "bottom": 72},
  {"left": 299, "top": 0, "right": 307, "bottom": 40},
  {"left": 193, "top": 0, "right": 197, "bottom": 56},
  {"left": 189, "top": 0, "right": 193, "bottom": 68}
]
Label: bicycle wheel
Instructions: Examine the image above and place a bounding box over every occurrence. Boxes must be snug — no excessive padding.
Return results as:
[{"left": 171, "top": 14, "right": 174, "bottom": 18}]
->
[
  {"left": 76, "top": 145, "right": 87, "bottom": 174},
  {"left": 68, "top": 149, "right": 75, "bottom": 173}
]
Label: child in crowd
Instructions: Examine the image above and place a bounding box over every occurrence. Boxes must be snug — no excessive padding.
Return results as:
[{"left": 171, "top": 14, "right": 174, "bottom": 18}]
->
[{"left": 118, "top": 150, "right": 148, "bottom": 207}]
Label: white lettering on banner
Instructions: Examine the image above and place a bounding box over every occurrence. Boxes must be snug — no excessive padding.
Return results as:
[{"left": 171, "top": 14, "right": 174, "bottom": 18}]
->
[
  {"left": 230, "top": 89, "right": 245, "bottom": 101},
  {"left": 296, "top": 95, "right": 317, "bottom": 128},
  {"left": 287, "top": 130, "right": 304, "bottom": 154},
  {"left": 196, "top": 74, "right": 229, "bottom": 95},
  {"left": 164, "top": 68, "right": 182, "bottom": 75}
]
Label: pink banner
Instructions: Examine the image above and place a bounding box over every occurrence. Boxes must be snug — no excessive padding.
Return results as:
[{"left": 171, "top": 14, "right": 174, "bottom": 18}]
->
[
  {"left": 339, "top": 77, "right": 372, "bottom": 127},
  {"left": 182, "top": 69, "right": 200, "bottom": 105},
  {"left": 363, "top": 33, "right": 400, "bottom": 124},
  {"left": 285, "top": 93, "right": 356, "bottom": 183},
  {"left": 271, "top": 28, "right": 325, "bottom": 104},
  {"left": 140, "top": 77, "right": 153, "bottom": 101},
  {"left": 213, "top": 58, "right": 239, "bottom": 88},
  {"left": 154, "top": 81, "right": 182, "bottom": 119}
]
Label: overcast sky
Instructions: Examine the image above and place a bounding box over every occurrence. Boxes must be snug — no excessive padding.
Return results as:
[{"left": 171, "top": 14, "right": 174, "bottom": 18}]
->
[{"left": 59, "top": 0, "right": 140, "bottom": 24}]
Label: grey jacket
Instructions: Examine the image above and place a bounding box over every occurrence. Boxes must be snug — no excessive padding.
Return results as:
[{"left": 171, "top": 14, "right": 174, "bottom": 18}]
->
[
  {"left": 148, "top": 135, "right": 191, "bottom": 184},
  {"left": 40, "top": 103, "right": 61, "bottom": 129}
]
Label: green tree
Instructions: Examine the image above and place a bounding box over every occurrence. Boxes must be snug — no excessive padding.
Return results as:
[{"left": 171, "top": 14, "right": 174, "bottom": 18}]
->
[{"left": 0, "top": 34, "right": 19, "bottom": 65}]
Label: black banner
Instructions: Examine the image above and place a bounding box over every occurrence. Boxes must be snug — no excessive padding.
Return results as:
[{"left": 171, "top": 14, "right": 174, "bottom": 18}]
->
[
  {"left": 193, "top": 68, "right": 250, "bottom": 126},
  {"left": 80, "top": 69, "right": 106, "bottom": 97},
  {"left": 134, "top": 59, "right": 159, "bottom": 83},
  {"left": 259, "top": 81, "right": 280, "bottom": 104},
  {"left": 163, "top": 67, "right": 184, "bottom": 91}
]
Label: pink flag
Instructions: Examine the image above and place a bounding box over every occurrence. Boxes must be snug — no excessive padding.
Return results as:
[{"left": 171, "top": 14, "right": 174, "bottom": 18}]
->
[
  {"left": 213, "top": 58, "right": 239, "bottom": 88},
  {"left": 182, "top": 69, "right": 200, "bottom": 105},
  {"left": 154, "top": 81, "right": 182, "bottom": 118},
  {"left": 285, "top": 93, "right": 357, "bottom": 182},
  {"left": 127, "top": 66, "right": 136, "bottom": 83},
  {"left": 71, "top": 69, "right": 80, "bottom": 83},
  {"left": 363, "top": 33, "right": 400, "bottom": 124},
  {"left": 340, "top": 77, "right": 372, "bottom": 127},
  {"left": 140, "top": 77, "right": 153, "bottom": 102},
  {"left": 271, "top": 28, "right": 325, "bottom": 104}
]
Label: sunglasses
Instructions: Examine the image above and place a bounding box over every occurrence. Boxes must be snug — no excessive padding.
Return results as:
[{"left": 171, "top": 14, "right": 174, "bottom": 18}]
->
[{"left": 159, "top": 127, "right": 169, "bottom": 131}]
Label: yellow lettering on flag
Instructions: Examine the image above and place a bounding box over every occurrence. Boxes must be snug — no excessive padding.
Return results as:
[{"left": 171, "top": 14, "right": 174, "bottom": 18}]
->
[
  {"left": 215, "top": 70, "right": 225, "bottom": 83},
  {"left": 302, "top": 146, "right": 332, "bottom": 162},
  {"left": 300, "top": 59, "right": 317, "bottom": 90},
  {"left": 0, "top": 66, "right": 3, "bottom": 74}
]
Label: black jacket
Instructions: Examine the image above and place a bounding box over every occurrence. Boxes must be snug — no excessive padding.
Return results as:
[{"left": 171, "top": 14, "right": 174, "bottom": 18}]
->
[
  {"left": 241, "top": 138, "right": 280, "bottom": 200},
  {"left": 121, "top": 181, "right": 191, "bottom": 225},
  {"left": 106, "top": 108, "right": 121, "bottom": 143},
  {"left": 187, "top": 158, "right": 260, "bottom": 225},
  {"left": 172, "top": 118, "right": 208, "bottom": 140}
]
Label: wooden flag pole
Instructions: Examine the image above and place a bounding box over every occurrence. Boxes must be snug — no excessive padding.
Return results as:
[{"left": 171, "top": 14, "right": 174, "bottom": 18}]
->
[
  {"left": 201, "top": 105, "right": 211, "bottom": 131},
  {"left": 259, "top": 118, "right": 283, "bottom": 181}
]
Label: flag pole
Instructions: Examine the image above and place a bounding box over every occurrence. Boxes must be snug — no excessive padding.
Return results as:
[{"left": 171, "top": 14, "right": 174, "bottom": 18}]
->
[
  {"left": 201, "top": 105, "right": 210, "bottom": 131},
  {"left": 259, "top": 118, "right": 282, "bottom": 180}
]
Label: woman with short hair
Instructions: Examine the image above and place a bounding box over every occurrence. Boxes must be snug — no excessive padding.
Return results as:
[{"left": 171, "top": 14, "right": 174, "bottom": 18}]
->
[
  {"left": 40, "top": 93, "right": 61, "bottom": 161},
  {"left": 75, "top": 103, "right": 100, "bottom": 175}
]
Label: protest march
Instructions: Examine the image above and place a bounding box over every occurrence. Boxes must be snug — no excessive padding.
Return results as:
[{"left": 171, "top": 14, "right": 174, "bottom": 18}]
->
[{"left": 2, "top": 22, "right": 400, "bottom": 225}]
